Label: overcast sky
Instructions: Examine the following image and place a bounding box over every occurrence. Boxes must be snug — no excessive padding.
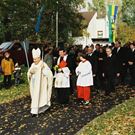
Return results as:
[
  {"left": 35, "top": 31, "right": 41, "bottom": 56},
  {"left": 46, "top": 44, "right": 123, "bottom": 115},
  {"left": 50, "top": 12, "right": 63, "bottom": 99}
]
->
[
  {"left": 79, "top": 0, "right": 92, "bottom": 12},
  {"left": 86, "top": 0, "right": 92, "bottom": 3}
]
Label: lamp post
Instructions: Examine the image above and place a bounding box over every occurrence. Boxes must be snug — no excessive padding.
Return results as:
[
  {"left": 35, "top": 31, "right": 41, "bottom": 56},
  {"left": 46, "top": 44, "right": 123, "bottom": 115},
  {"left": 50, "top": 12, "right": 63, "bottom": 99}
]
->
[{"left": 56, "top": 1, "right": 58, "bottom": 48}]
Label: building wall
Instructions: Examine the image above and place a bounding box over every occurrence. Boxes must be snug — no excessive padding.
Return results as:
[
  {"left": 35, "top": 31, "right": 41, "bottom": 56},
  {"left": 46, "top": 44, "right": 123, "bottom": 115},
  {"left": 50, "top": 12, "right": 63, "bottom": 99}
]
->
[
  {"left": 87, "top": 13, "right": 109, "bottom": 39},
  {"left": 73, "top": 12, "right": 109, "bottom": 48},
  {"left": 73, "top": 36, "right": 93, "bottom": 49},
  {"left": 87, "top": 13, "right": 97, "bottom": 38}
]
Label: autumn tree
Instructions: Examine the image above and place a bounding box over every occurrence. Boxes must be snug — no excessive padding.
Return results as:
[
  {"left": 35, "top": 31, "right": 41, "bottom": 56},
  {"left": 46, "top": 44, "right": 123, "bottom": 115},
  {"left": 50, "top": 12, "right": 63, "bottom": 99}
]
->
[
  {"left": 0, "top": 0, "right": 36, "bottom": 42},
  {"left": 117, "top": 0, "right": 135, "bottom": 43},
  {"left": 117, "top": 22, "right": 135, "bottom": 43},
  {"left": 88, "top": 0, "right": 106, "bottom": 17},
  {"left": 122, "top": 0, "right": 135, "bottom": 26},
  {"left": 0, "top": 0, "right": 84, "bottom": 43}
]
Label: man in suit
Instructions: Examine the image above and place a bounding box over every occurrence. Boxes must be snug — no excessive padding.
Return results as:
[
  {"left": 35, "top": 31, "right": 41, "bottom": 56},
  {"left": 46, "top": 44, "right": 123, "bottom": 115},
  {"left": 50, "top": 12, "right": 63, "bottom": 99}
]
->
[
  {"left": 112, "top": 41, "right": 127, "bottom": 85},
  {"left": 128, "top": 43, "right": 135, "bottom": 87},
  {"left": 64, "top": 49, "right": 76, "bottom": 94},
  {"left": 97, "top": 47, "right": 106, "bottom": 89},
  {"left": 93, "top": 44, "right": 100, "bottom": 57},
  {"left": 86, "top": 46, "right": 98, "bottom": 88},
  {"left": 103, "top": 47, "right": 120, "bottom": 95}
]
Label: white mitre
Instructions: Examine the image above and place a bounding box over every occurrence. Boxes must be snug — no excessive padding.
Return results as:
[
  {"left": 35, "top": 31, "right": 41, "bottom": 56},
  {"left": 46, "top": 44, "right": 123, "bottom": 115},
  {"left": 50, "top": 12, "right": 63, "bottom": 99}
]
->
[{"left": 32, "top": 48, "right": 41, "bottom": 58}]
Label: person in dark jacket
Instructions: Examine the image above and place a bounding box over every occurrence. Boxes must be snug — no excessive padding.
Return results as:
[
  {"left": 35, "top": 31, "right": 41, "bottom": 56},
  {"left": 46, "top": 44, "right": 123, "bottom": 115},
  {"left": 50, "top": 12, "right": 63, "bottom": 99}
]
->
[
  {"left": 97, "top": 47, "right": 106, "bottom": 89},
  {"left": 86, "top": 46, "right": 98, "bottom": 88},
  {"left": 103, "top": 47, "right": 120, "bottom": 95},
  {"left": 64, "top": 49, "right": 76, "bottom": 94},
  {"left": 112, "top": 41, "right": 127, "bottom": 84},
  {"left": 14, "top": 62, "right": 21, "bottom": 85},
  {"left": 128, "top": 43, "right": 135, "bottom": 87},
  {"left": 93, "top": 44, "right": 100, "bottom": 57}
]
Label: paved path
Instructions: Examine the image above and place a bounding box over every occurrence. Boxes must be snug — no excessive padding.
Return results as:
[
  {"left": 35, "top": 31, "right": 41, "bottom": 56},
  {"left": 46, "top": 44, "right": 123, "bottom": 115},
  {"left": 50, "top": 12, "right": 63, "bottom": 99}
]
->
[{"left": 0, "top": 86, "right": 134, "bottom": 135}]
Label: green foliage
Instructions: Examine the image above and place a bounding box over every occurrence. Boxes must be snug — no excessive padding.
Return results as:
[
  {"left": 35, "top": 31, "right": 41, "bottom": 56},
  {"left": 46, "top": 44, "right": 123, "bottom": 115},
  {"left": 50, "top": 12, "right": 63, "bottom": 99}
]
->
[
  {"left": 117, "top": 22, "right": 135, "bottom": 43},
  {"left": 122, "top": 0, "right": 135, "bottom": 26},
  {"left": 67, "top": 37, "right": 75, "bottom": 45},
  {"left": 0, "top": 0, "right": 84, "bottom": 43},
  {"left": 88, "top": 0, "right": 106, "bottom": 17},
  {"left": 0, "top": 0, "right": 36, "bottom": 42},
  {"left": 40, "top": 0, "right": 84, "bottom": 42}
]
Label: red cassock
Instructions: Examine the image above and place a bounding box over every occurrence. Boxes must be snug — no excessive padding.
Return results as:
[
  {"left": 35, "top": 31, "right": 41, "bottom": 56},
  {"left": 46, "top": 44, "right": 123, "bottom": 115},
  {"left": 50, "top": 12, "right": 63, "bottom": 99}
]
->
[{"left": 77, "top": 86, "right": 91, "bottom": 101}]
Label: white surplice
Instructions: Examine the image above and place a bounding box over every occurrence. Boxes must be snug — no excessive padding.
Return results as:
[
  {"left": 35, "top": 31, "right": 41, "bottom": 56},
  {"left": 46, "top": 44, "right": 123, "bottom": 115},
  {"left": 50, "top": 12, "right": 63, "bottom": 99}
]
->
[
  {"left": 76, "top": 60, "right": 93, "bottom": 86},
  {"left": 54, "top": 56, "right": 70, "bottom": 88}
]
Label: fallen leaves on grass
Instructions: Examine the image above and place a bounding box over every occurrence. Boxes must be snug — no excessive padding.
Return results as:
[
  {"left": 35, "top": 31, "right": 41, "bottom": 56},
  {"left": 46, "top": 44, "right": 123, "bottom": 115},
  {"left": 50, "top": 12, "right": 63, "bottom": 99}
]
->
[{"left": 77, "top": 97, "right": 135, "bottom": 135}]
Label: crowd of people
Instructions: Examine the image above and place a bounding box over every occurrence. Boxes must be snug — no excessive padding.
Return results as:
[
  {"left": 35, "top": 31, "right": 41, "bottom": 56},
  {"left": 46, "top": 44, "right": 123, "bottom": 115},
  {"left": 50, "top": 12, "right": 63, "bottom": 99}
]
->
[
  {"left": 28, "top": 41, "right": 135, "bottom": 117},
  {"left": 0, "top": 41, "right": 135, "bottom": 116}
]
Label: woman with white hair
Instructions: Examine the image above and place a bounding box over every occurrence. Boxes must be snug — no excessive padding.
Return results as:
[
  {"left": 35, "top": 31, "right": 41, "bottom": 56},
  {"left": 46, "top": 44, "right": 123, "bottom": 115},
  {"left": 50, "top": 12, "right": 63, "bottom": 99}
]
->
[{"left": 27, "top": 48, "right": 53, "bottom": 117}]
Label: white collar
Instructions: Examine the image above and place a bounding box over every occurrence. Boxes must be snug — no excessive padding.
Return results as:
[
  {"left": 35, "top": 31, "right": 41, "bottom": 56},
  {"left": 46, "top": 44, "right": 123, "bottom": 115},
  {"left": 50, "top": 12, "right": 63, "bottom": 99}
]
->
[
  {"left": 117, "top": 47, "right": 120, "bottom": 52},
  {"left": 57, "top": 55, "right": 68, "bottom": 65},
  {"left": 88, "top": 53, "right": 92, "bottom": 56},
  {"left": 64, "top": 55, "right": 68, "bottom": 61},
  {"left": 108, "top": 54, "right": 112, "bottom": 57}
]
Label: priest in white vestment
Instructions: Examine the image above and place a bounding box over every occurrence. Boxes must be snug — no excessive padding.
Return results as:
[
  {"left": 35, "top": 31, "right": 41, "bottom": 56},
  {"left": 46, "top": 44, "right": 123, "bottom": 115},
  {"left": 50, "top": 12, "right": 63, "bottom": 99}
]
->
[{"left": 27, "top": 48, "right": 53, "bottom": 116}]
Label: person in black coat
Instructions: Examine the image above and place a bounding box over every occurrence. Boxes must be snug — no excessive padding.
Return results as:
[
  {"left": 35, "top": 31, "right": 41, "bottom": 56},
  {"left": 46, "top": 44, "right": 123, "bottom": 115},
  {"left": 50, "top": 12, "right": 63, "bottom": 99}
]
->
[
  {"left": 103, "top": 47, "right": 120, "bottom": 95},
  {"left": 97, "top": 47, "right": 106, "bottom": 89},
  {"left": 128, "top": 43, "right": 135, "bottom": 87},
  {"left": 112, "top": 41, "right": 127, "bottom": 84},
  {"left": 93, "top": 44, "right": 100, "bottom": 57},
  {"left": 86, "top": 46, "right": 98, "bottom": 88},
  {"left": 64, "top": 49, "right": 76, "bottom": 94}
]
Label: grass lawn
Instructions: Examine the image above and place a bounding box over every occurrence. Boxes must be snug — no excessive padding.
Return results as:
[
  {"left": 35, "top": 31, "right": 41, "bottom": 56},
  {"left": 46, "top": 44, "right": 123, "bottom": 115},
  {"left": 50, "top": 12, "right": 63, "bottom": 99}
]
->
[
  {"left": 76, "top": 97, "right": 135, "bottom": 135},
  {"left": 0, "top": 67, "right": 30, "bottom": 104}
]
